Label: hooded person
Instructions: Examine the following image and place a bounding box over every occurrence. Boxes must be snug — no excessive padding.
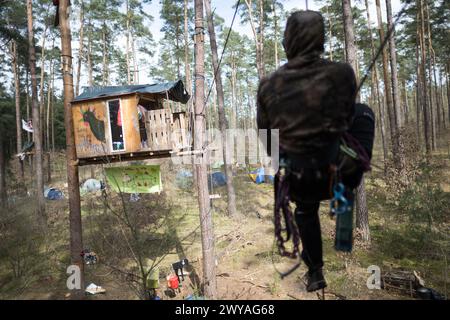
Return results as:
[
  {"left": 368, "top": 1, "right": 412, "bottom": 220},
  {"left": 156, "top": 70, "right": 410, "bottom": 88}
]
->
[{"left": 257, "top": 11, "right": 374, "bottom": 293}]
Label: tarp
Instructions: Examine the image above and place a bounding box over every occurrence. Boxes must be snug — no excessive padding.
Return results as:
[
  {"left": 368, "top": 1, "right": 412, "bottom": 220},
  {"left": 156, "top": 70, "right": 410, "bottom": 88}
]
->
[
  {"left": 80, "top": 179, "right": 104, "bottom": 194},
  {"left": 44, "top": 187, "right": 63, "bottom": 200},
  {"left": 208, "top": 172, "right": 227, "bottom": 187},
  {"left": 105, "top": 165, "right": 162, "bottom": 194},
  {"left": 249, "top": 167, "right": 266, "bottom": 184},
  {"left": 249, "top": 167, "right": 274, "bottom": 184},
  {"left": 73, "top": 80, "right": 190, "bottom": 104}
]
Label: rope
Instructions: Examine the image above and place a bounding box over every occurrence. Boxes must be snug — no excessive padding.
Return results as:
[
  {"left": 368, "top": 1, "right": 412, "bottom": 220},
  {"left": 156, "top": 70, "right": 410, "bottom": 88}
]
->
[
  {"left": 272, "top": 168, "right": 302, "bottom": 279},
  {"left": 204, "top": 0, "right": 241, "bottom": 109},
  {"left": 273, "top": 170, "right": 300, "bottom": 259},
  {"left": 356, "top": 3, "right": 408, "bottom": 94}
]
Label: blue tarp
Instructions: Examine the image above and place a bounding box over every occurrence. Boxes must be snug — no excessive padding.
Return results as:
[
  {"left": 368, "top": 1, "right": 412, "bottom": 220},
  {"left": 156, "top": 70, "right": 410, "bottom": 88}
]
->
[
  {"left": 208, "top": 172, "right": 227, "bottom": 188},
  {"left": 249, "top": 167, "right": 274, "bottom": 185},
  {"left": 73, "top": 80, "right": 190, "bottom": 104},
  {"left": 44, "top": 187, "right": 63, "bottom": 200}
]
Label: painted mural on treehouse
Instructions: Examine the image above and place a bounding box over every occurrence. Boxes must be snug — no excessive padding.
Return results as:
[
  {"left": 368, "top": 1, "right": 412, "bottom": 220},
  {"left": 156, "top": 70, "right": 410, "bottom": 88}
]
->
[{"left": 73, "top": 101, "right": 109, "bottom": 158}]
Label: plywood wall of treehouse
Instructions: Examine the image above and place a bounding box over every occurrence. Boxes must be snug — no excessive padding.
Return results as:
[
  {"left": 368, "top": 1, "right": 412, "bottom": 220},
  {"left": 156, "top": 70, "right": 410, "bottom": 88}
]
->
[{"left": 72, "top": 94, "right": 141, "bottom": 159}]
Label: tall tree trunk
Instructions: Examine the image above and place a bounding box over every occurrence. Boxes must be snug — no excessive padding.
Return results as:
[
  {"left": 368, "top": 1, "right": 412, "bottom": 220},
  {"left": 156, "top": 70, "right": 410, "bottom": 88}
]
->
[
  {"left": 26, "top": 71, "right": 31, "bottom": 145},
  {"left": 375, "top": 0, "right": 396, "bottom": 153},
  {"left": 272, "top": 0, "right": 279, "bottom": 68},
  {"left": 326, "top": 4, "right": 334, "bottom": 61},
  {"left": 342, "top": 0, "right": 370, "bottom": 243},
  {"left": 205, "top": 0, "right": 237, "bottom": 218},
  {"left": 75, "top": 0, "right": 85, "bottom": 96},
  {"left": 385, "top": 0, "right": 406, "bottom": 176},
  {"left": 131, "top": 35, "right": 138, "bottom": 84},
  {"left": 402, "top": 79, "right": 410, "bottom": 126},
  {"left": 425, "top": 2, "right": 440, "bottom": 147},
  {"left": 184, "top": 0, "right": 192, "bottom": 98},
  {"left": 27, "top": 0, "right": 45, "bottom": 222},
  {"left": 46, "top": 42, "right": 54, "bottom": 153},
  {"left": 258, "top": 0, "right": 265, "bottom": 78},
  {"left": 0, "top": 140, "right": 6, "bottom": 208},
  {"left": 194, "top": 0, "right": 216, "bottom": 299},
  {"left": 365, "top": 0, "right": 387, "bottom": 171},
  {"left": 244, "top": 0, "right": 264, "bottom": 80},
  {"left": 355, "top": 177, "right": 370, "bottom": 243},
  {"left": 39, "top": 25, "right": 48, "bottom": 151},
  {"left": 102, "top": 23, "right": 108, "bottom": 85},
  {"left": 415, "top": 21, "right": 422, "bottom": 145},
  {"left": 418, "top": 0, "right": 431, "bottom": 155},
  {"left": 87, "top": 21, "right": 93, "bottom": 87},
  {"left": 11, "top": 40, "right": 24, "bottom": 177},
  {"left": 59, "top": 0, "right": 85, "bottom": 299},
  {"left": 125, "top": 0, "right": 131, "bottom": 84},
  {"left": 446, "top": 63, "right": 450, "bottom": 125}
]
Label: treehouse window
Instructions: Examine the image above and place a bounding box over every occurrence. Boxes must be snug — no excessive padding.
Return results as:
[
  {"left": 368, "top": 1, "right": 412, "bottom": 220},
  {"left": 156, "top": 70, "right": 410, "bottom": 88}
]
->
[{"left": 107, "top": 99, "right": 125, "bottom": 152}]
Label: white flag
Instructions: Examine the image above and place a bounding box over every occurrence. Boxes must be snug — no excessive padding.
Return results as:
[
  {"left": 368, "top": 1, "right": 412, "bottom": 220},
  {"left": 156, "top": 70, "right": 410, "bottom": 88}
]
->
[{"left": 22, "top": 119, "right": 33, "bottom": 133}]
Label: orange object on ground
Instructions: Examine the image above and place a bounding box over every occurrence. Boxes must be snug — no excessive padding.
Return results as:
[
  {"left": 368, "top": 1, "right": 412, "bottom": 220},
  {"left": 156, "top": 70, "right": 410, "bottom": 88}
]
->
[{"left": 167, "top": 275, "right": 179, "bottom": 289}]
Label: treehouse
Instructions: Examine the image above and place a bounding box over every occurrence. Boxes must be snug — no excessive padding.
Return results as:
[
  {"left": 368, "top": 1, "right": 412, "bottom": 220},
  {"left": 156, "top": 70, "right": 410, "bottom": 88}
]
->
[{"left": 71, "top": 80, "right": 191, "bottom": 165}]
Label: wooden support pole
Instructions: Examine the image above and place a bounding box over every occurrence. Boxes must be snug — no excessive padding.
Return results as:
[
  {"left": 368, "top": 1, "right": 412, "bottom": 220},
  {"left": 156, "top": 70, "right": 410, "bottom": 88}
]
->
[
  {"left": 194, "top": 0, "right": 216, "bottom": 299},
  {"left": 58, "top": 0, "right": 85, "bottom": 299}
]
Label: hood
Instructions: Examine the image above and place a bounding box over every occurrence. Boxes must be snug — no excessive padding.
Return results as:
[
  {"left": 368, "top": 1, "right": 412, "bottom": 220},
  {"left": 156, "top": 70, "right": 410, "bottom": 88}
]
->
[{"left": 283, "top": 11, "right": 325, "bottom": 60}]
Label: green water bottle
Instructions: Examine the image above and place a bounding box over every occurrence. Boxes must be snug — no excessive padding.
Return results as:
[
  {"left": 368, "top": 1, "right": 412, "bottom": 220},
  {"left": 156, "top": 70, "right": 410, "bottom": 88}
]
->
[{"left": 334, "top": 190, "right": 354, "bottom": 252}]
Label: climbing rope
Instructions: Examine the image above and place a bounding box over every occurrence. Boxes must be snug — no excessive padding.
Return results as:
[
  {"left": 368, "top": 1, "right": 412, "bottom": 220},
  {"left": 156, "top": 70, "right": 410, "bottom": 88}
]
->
[{"left": 204, "top": 0, "right": 242, "bottom": 112}]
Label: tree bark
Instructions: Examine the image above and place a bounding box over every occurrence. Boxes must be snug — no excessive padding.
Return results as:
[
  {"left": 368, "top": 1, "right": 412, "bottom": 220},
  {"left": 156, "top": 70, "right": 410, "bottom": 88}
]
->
[
  {"left": 46, "top": 40, "right": 54, "bottom": 153},
  {"left": 446, "top": 63, "right": 450, "bottom": 125},
  {"left": 27, "top": 0, "right": 45, "bottom": 222},
  {"left": 418, "top": 0, "right": 431, "bottom": 155},
  {"left": 272, "top": 0, "right": 279, "bottom": 68},
  {"left": 39, "top": 25, "right": 48, "bottom": 151},
  {"left": 75, "top": 0, "right": 85, "bottom": 96},
  {"left": 385, "top": 0, "right": 406, "bottom": 176},
  {"left": 0, "top": 140, "right": 6, "bottom": 208},
  {"left": 355, "top": 176, "right": 370, "bottom": 243},
  {"left": 131, "top": 34, "right": 138, "bottom": 84},
  {"left": 59, "top": 0, "right": 85, "bottom": 299},
  {"left": 194, "top": 0, "right": 216, "bottom": 299},
  {"left": 126, "top": 0, "right": 131, "bottom": 84},
  {"left": 258, "top": 0, "right": 265, "bottom": 78},
  {"left": 342, "top": 0, "right": 370, "bottom": 243},
  {"left": 184, "top": 0, "right": 191, "bottom": 97},
  {"left": 326, "top": 4, "right": 334, "bottom": 61},
  {"left": 244, "top": 0, "right": 264, "bottom": 80},
  {"left": 375, "top": 0, "right": 396, "bottom": 153},
  {"left": 102, "top": 23, "right": 109, "bottom": 85},
  {"left": 11, "top": 41, "right": 24, "bottom": 177},
  {"left": 205, "top": 0, "right": 237, "bottom": 218},
  {"left": 365, "top": 0, "right": 387, "bottom": 171}
]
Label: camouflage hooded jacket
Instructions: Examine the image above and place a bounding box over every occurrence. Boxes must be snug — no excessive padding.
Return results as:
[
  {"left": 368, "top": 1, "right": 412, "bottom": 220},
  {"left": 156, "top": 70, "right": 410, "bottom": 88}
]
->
[{"left": 257, "top": 11, "right": 357, "bottom": 158}]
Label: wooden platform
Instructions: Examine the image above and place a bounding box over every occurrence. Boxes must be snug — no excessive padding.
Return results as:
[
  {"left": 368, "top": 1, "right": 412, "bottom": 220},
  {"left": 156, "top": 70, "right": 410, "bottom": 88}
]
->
[{"left": 77, "top": 149, "right": 173, "bottom": 166}]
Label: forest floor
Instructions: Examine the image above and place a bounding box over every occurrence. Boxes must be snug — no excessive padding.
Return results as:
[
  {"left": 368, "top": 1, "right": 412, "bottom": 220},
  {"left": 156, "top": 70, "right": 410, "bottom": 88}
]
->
[{"left": 0, "top": 134, "right": 449, "bottom": 300}]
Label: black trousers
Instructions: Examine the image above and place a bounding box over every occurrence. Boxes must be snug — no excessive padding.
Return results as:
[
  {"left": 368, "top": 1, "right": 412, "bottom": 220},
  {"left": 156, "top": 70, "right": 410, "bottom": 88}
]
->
[
  {"left": 291, "top": 103, "right": 375, "bottom": 272},
  {"left": 294, "top": 201, "right": 323, "bottom": 272}
]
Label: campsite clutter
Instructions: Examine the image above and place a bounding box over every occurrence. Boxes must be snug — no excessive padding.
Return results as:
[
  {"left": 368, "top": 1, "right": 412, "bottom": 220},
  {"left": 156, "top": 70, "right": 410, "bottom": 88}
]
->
[
  {"left": 142, "top": 258, "right": 192, "bottom": 300},
  {"left": 175, "top": 169, "right": 194, "bottom": 190},
  {"left": 44, "top": 186, "right": 63, "bottom": 200},
  {"left": 81, "top": 249, "right": 98, "bottom": 265},
  {"left": 16, "top": 141, "right": 34, "bottom": 161},
  {"left": 248, "top": 166, "right": 274, "bottom": 184},
  {"left": 85, "top": 283, "right": 106, "bottom": 295},
  {"left": 80, "top": 178, "right": 105, "bottom": 194}
]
